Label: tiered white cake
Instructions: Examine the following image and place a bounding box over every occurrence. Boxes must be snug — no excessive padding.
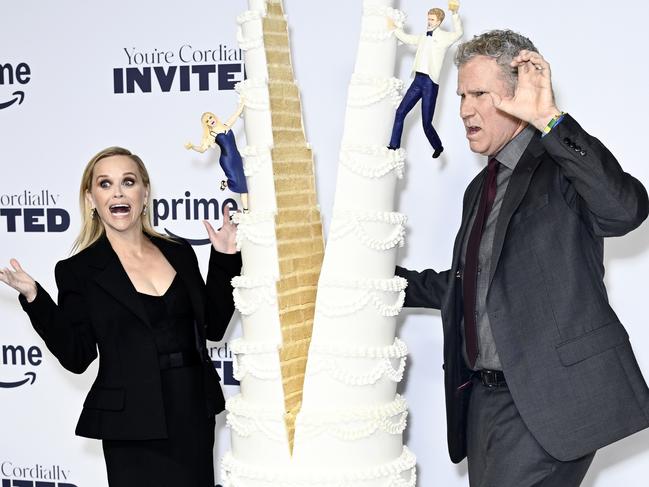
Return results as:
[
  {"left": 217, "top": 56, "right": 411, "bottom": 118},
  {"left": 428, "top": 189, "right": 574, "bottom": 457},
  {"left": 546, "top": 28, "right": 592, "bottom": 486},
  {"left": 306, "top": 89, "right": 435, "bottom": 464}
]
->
[{"left": 222, "top": 1, "right": 416, "bottom": 485}]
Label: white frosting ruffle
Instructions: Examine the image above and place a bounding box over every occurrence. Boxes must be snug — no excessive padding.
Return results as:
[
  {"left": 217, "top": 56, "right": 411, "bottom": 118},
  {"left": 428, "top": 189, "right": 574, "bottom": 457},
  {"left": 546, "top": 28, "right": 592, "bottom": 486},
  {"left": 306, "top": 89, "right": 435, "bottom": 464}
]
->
[
  {"left": 230, "top": 338, "right": 281, "bottom": 381},
  {"left": 360, "top": 28, "right": 393, "bottom": 42},
  {"left": 329, "top": 209, "right": 407, "bottom": 250},
  {"left": 231, "top": 275, "right": 277, "bottom": 316},
  {"left": 315, "top": 276, "right": 407, "bottom": 318},
  {"left": 340, "top": 144, "right": 405, "bottom": 179},
  {"left": 227, "top": 394, "right": 407, "bottom": 441},
  {"left": 237, "top": 9, "right": 263, "bottom": 25},
  {"left": 297, "top": 395, "right": 408, "bottom": 440},
  {"left": 221, "top": 446, "right": 416, "bottom": 487},
  {"left": 363, "top": 3, "right": 406, "bottom": 29},
  {"left": 235, "top": 78, "right": 270, "bottom": 110},
  {"left": 240, "top": 144, "right": 272, "bottom": 177},
  {"left": 231, "top": 210, "right": 276, "bottom": 250},
  {"left": 348, "top": 74, "right": 403, "bottom": 108},
  {"left": 309, "top": 337, "right": 408, "bottom": 359},
  {"left": 226, "top": 394, "right": 286, "bottom": 441},
  {"left": 307, "top": 338, "right": 407, "bottom": 386}
]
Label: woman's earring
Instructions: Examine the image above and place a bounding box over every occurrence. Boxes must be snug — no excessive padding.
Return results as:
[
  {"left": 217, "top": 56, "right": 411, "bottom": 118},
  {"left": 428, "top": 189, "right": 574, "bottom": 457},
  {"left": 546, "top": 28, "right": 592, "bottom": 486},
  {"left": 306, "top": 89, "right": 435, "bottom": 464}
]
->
[
  {"left": 142, "top": 204, "right": 147, "bottom": 216},
  {"left": 90, "top": 208, "right": 96, "bottom": 219}
]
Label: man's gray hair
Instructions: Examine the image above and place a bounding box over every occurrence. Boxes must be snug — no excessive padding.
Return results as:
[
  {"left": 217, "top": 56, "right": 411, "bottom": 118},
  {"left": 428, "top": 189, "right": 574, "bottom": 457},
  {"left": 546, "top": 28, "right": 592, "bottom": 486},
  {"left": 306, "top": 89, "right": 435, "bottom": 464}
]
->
[{"left": 455, "top": 30, "right": 538, "bottom": 91}]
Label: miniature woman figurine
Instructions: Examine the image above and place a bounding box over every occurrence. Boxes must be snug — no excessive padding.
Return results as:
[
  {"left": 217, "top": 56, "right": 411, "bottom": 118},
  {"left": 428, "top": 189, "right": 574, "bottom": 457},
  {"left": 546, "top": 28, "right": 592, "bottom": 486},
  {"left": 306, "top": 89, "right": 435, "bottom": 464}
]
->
[{"left": 185, "top": 102, "right": 249, "bottom": 212}]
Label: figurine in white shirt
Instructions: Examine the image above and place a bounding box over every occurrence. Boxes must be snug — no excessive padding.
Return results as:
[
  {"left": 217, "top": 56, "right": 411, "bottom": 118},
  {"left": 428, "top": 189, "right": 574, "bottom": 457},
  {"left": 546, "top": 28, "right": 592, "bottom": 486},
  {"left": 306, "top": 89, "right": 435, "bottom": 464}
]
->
[{"left": 388, "top": 1, "right": 463, "bottom": 158}]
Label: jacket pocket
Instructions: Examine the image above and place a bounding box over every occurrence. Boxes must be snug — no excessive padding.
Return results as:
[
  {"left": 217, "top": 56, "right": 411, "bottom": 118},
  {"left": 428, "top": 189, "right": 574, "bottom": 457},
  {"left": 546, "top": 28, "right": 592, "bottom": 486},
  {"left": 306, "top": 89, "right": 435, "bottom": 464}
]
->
[
  {"left": 555, "top": 321, "right": 629, "bottom": 366},
  {"left": 83, "top": 387, "right": 125, "bottom": 411}
]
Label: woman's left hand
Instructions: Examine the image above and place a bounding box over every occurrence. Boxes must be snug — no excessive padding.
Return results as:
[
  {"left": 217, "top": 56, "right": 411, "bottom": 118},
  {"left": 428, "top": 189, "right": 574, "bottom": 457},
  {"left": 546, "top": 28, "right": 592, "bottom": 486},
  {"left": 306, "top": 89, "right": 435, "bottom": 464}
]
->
[{"left": 203, "top": 205, "right": 237, "bottom": 254}]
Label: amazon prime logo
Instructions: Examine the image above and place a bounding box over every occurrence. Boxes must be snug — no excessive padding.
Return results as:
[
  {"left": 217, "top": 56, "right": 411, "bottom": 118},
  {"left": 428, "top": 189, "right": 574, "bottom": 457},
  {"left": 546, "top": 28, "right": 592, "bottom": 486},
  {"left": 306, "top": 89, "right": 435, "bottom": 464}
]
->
[
  {"left": 0, "top": 344, "right": 42, "bottom": 389},
  {"left": 153, "top": 191, "right": 238, "bottom": 245},
  {"left": 0, "top": 62, "right": 30, "bottom": 110}
]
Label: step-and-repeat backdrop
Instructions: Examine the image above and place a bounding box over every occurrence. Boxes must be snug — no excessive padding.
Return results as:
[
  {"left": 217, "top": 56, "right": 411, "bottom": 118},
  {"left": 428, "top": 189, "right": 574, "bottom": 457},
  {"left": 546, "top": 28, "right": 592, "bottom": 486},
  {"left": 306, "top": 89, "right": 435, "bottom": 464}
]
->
[{"left": 2, "top": 1, "right": 648, "bottom": 486}]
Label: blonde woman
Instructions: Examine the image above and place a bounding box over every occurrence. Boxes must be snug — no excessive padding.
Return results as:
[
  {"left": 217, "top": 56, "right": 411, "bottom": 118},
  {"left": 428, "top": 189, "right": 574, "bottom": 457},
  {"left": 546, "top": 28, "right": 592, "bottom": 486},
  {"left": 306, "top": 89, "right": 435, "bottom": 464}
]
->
[
  {"left": 0, "top": 146, "right": 240, "bottom": 487},
  {"left": 185, "top": 102, "right": 249, "bottom": 211}
]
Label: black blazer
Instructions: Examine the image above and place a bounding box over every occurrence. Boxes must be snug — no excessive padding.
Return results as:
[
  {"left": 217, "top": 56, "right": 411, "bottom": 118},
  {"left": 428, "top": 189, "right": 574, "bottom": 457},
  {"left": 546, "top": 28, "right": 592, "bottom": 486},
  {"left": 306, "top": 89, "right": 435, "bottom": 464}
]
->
[
  {"left": 19, "top": 234, "right": 241, "bottom": 440},
  {"left": 397, "top": 115, "right": 649, "bottom": 463}
]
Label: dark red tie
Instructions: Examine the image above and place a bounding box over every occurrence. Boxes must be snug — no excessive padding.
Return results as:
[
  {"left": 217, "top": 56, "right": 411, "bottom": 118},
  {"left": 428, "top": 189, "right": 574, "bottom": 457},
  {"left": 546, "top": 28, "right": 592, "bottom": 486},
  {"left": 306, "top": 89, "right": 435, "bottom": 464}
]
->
[{"left": 463, "top": 158, "right": 499, "bottom": 368}]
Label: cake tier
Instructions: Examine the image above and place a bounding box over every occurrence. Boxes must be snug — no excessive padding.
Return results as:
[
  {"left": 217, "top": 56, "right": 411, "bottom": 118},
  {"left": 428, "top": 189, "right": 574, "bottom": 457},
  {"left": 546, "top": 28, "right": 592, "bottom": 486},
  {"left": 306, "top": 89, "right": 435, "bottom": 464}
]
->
[
  {"left": 342, "top": 74, "right": 403, "bottom": 147},
  {"left": 310, "top": 276, "right": 406, "bottom": 346},
  {"left": 301, "top": 337, "right": 406, "bottom": 408},
  {"left": 354, "top": 4, "right": 404, "bottom": 77},
  {"left": 233, "top": 210, "right": 280, "bottom": 278},
  {"left": 321, "top": 209, "right": 405, "bottom": 278},
  {"left": 230, "top": 338, "right": 285, "bottom": 406},
  {"left": 232, "top": 274, "right": 283, "bottom": 344},
  {"left": 226, "top": 393, "right": 409, "bottom": 469},
  {"left": 237, "top": 78, "right": 274, "bottom": 148},
  {"left": 222, "top": 446, "right": 416, "bottom": 487},
  {"left": 238, "top": 10, "right": 269, "bottom": 80}
]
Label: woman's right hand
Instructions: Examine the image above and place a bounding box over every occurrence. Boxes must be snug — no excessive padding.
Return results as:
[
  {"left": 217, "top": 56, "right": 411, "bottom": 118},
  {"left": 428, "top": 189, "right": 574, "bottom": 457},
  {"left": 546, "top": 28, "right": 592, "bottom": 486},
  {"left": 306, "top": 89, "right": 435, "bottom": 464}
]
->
[{"left": 0, "top": 259, "right": 38, "bottom": 302}]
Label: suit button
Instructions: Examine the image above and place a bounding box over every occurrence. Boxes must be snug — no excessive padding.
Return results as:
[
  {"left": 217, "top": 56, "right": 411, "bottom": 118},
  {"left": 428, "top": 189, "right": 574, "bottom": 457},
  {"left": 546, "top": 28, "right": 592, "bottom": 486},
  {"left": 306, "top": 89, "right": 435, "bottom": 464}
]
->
[
  {"left": 574, "top": 146, "right": 581, "bottom": 152},
  {"left": 580, "top": 150, "right": 587, "bottom": 156},
  {"left": 563, "top": 137, "right": 571, "bottom": 145}
]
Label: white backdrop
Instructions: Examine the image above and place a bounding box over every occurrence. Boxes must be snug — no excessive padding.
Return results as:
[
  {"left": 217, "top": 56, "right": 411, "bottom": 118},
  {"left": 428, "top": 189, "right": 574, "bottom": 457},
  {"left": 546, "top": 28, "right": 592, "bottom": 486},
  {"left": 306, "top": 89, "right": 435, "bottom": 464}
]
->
[{"left": 1, "top": 1, "right": 648, "bottom": 486}]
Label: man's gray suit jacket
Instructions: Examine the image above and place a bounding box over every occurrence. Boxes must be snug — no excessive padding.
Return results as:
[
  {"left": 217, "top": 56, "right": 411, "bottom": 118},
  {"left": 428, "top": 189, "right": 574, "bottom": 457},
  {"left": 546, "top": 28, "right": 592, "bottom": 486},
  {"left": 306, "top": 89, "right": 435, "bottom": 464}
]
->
[{"left": 397, "top": 115, "right": 649, "bottom": 463}]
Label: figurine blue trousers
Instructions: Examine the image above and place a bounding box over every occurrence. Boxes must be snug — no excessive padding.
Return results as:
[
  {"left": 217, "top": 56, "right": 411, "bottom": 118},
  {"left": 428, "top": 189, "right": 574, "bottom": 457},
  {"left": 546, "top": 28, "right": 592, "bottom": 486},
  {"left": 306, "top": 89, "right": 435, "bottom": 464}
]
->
[{"left": 389, "top": 72, "right": 442, "bottom": 150}]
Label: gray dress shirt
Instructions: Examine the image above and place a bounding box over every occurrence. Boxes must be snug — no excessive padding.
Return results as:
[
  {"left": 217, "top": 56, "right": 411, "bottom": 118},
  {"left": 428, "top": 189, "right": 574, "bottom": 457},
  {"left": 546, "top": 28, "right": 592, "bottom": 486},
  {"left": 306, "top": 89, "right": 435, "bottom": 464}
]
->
[{"left": 460, "top": 125, "right": 535, "bottom": 370}]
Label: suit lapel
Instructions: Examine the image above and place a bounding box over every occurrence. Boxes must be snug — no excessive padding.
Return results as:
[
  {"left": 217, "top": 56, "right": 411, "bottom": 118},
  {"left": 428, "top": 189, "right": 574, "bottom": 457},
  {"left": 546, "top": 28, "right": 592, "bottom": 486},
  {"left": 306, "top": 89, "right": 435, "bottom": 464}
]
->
[
  {"left": 89, "top": 236, "right": 151, "bottom": 327},
  {"left": 487, "top": 136, "right": 545, "bottom": 290}
]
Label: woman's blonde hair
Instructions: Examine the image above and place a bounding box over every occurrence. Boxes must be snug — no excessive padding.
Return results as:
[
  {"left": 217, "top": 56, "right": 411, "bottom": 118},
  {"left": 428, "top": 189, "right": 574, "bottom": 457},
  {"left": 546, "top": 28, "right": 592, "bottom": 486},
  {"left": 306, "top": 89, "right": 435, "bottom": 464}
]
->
[
  {"left": 71, "top": 146, "right": 162, "bottom": 253},
  {"left": 199, "top": 112, "right": 218, "bottom": 151}
]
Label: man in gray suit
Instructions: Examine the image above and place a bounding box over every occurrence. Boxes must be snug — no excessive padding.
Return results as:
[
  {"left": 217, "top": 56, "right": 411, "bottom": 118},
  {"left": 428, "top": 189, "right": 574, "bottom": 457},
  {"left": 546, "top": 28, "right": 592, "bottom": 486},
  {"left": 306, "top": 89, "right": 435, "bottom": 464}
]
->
[{"left": 396, "top": 30, "right": 649, "bottom": 486}]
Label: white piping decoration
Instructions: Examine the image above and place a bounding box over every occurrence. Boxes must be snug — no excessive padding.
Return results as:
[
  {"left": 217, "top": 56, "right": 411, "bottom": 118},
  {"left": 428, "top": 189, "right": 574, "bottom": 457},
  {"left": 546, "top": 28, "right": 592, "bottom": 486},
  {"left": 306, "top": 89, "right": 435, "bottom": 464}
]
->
[
  {"left": 229, "top": 338, "right": 281, "bottom": 381},
  {"left": 231, "top": 210, "right": 276, "bottom": 250},
  {"left": 340, "top": 144, "right": 406, "bottom": 179},
  {"left": 316, "top": 276, "right": 407, "bottom": 318},
  {"left": 235, "top": 78, "right": 270, "bottom": 110},
  {"left": 363, "top": 4, "right": 406, "bottom": 29},
  {"left": 231, "top": 275, "right": 277, "bottom": 316},
  {"left": 240, "top": 144, "right": 272, "bottom": 177},
  {"left": 296, "top": 395, "right": 408, "bottom": 440},
  {"left": 237, "top": 30, "right": 264, "bottom": 51},
  {"left": 348, "top": 74, "right": 403, "bottom": 108},
  {"left": 360, "top": 28, "right": 394, "bottom": 42},
  {"left": 221, "top": 446, "right": 416, "bottom": 486},
  {"left": 226, "top": 395, "right": 286, "bottom": 441},
  {"left": 236, "top": 10, "right": 263, "bottom": 25},
  {"left": 309, "top": 337, "right": 408, "bottom": 359},
  {"left": 307, "top": 341, "right": 407, "bottom": 386},
  {"left": 329, "top": 210, "right": 407, "bottom": 250}
]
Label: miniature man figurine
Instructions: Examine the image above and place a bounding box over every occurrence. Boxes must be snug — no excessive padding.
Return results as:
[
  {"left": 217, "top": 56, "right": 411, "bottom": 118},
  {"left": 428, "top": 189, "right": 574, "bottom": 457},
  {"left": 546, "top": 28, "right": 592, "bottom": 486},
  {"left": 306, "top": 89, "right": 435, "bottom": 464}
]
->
[{"left": 387, "top": 1, "right": 463, "bottom": 158}]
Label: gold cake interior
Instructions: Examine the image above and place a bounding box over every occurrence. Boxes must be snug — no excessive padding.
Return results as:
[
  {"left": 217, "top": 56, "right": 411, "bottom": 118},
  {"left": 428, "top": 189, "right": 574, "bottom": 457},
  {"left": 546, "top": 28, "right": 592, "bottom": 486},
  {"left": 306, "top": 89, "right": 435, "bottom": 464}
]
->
[{"left": 262, "top": 0, "right": 324, "bottom": 454}]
